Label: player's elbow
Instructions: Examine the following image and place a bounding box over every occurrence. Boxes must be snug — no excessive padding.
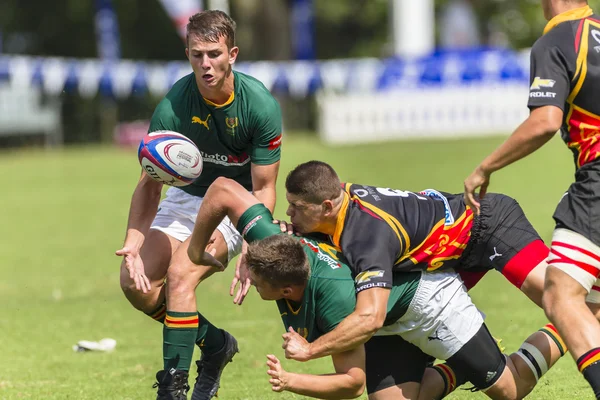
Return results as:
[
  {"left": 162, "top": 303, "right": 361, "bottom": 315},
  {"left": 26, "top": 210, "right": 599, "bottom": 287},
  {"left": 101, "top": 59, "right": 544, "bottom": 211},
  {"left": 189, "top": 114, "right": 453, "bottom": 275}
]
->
[
  {"left": 359, "top": 308, "right": 386, "bottom": 335},
  {"left": 187, "top": 245, "right": 205, "bottom": 266},
  {"left": 348, "top": 378, "right": 366, "bottom": 398},
  {"left": 538, "top": 119, "right": 562, "bottom": 136},
  {"left": 212, "top": 176, "right": 237, "bottom": 194},
  {"left": 529, "top": 107, "right": 562, "bottom": 136},
  {"left": 333, "top": 374, "right": 365, "bottom": 399},
  {"left": 138, "top": 173, "right": 163, "bottom": 197}
]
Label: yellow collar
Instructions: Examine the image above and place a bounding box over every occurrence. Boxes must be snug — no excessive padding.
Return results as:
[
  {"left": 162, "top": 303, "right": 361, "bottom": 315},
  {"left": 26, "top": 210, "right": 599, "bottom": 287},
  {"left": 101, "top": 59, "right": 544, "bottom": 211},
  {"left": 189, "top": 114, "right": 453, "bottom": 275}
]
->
[
  {"left": 203, "top": 90, "right": 235, "bottom": 108},
  {"left": 543, "top": 5, "right": 593, "bottom": 35},
  {"left": 331, "top": 190, "right": 350, "bottom": 248}
]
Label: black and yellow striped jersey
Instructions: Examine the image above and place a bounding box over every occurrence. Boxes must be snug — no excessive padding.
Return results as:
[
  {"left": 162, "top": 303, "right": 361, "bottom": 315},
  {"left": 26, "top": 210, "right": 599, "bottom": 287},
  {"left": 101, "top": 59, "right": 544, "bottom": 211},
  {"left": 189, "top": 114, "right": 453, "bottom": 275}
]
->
[
  {"left": 527, "top": 5, "right": 600, "bottom": 170},
  {"left": 332, "top": 184, "right": 473, "bottom": 292}
]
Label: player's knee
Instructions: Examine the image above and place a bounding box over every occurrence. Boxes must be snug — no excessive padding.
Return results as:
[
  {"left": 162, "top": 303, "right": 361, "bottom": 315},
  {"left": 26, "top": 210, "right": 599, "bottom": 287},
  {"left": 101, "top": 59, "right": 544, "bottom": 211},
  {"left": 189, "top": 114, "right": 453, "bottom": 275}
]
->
[
  {"left": 119, "top": 267, "right": 137, "bottom": 295},
  {"left": 483, "top": 366, "right": 520, "bottom": 400},
  {"left": 506, "top": 353, "right": 537, "bottom": 398},
  {"left": 166, "top": 266, "right": 197, "bottom": 299},
  {"left": 120, "top": 280, "right": 147, "bottom": 311},
  {"left": 543, "top": 267, "right": 587, "bottom": 318}
]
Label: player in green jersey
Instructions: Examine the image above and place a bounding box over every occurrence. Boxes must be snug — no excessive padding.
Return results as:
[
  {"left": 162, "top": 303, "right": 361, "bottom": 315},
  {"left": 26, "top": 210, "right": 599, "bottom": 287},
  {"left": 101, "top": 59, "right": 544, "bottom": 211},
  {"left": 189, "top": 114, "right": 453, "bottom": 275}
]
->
[
  {"left": 187, "top": 177, "right": 566, "bottom": 400},
  {"left": 115, "top": 10, "right": 282, "bottom": 400}
]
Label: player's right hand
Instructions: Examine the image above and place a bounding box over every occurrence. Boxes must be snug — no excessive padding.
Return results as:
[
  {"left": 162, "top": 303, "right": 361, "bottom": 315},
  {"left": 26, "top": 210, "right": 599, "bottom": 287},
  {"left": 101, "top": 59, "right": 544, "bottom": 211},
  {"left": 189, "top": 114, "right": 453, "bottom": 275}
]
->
[
  {"left": 266, "top": 354, "right": 289, "bottom": 392},
  {"left": 116, "top": 246, "right": 152, "bottom": 294},
  {"left": 273, "top": 219, "right": 297, "bottom": 235},
  {"left": 463, "top": 165, "right": 490, "bottom": 216}
]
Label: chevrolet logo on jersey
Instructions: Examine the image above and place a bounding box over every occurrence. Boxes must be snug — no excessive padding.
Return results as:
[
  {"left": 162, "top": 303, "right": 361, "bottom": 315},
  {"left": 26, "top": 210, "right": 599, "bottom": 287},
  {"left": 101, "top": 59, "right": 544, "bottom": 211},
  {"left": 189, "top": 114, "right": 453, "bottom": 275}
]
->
[
  {"left": 192, "top": 115, "right": 211, "bottom": 130},
  {"left": 355, "top": 270, "right": 384, "bottom": 284},
  {"left": 530, "top": 77, "right": 556, "bottom": 90}
]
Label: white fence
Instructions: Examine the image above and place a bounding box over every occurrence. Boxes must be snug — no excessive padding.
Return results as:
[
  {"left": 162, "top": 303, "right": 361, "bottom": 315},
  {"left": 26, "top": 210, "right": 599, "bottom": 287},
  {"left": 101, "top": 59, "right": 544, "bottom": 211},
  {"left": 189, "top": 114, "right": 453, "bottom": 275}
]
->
[{"left": 317, "top": 83, "right": 529, "bottom": 144}]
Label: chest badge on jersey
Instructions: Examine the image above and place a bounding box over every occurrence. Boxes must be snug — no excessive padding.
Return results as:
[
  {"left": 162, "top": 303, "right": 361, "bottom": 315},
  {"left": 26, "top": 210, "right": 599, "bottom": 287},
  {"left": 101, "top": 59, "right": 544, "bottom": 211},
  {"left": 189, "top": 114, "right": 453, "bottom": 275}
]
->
[
  {"left": 192, "top": 115, "right": 211, "bottom": 130},
  {"left": 225, "top": 117, "right": 238, "bottom": 135}
]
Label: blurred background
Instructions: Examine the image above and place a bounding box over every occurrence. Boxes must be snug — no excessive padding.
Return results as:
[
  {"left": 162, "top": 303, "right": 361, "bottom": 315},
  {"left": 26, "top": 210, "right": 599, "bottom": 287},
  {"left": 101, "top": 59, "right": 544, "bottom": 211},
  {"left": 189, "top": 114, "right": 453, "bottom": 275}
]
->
[
  {"left": 0, "top": 0, "right": 591, "bottom": 148},
  {"left": 4, "top": 2, "right": 600, "bottom": 399}
]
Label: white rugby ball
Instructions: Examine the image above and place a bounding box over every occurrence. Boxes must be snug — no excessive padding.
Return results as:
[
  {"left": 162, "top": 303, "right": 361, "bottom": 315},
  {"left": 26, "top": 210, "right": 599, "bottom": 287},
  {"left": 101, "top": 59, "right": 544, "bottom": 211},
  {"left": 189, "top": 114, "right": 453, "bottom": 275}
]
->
[{"left": 137, "top": 131, "right": 203, "bottom": 186}]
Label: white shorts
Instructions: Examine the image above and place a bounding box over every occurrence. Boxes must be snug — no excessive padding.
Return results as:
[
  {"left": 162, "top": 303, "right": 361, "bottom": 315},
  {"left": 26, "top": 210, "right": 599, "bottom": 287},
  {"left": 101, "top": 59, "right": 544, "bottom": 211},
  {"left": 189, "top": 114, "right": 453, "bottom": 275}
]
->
[
  {"left": 150, "top": 187, "right": 244, "bottom": 262},
  {"left": 547, "top": 228, "right": 600, "bottom": 302},
  {"left": 374, "top": 270, "right": 483, "bottom": 360}
]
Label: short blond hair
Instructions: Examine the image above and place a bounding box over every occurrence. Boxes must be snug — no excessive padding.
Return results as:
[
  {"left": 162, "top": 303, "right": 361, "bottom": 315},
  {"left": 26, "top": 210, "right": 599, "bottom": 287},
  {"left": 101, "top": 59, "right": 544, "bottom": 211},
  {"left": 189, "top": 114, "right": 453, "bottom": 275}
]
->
[{"left": 186, "top": 10, "right": 236, "bottom": 49}]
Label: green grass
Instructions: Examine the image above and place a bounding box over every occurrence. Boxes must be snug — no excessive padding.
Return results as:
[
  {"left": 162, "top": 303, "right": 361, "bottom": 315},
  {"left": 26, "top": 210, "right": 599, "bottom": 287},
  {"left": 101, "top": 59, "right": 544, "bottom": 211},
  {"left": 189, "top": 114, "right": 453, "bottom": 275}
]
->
[{"left": 0, "top": 133, "right": 594, "bottom": 399}]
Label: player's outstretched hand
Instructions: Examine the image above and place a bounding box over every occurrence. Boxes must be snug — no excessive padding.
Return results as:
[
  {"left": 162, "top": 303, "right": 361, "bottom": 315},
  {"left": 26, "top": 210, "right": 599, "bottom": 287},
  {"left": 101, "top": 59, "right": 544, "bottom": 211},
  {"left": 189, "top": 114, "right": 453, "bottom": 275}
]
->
[
  {"left": 282, "top": 327, "right": 312, "bottom": 362},
  {"left": 115, "top": 246, "right": 151, "bottom": 294},
  {"left": 266, "top": 354, "right": 289, "bottom": 393},
  {"left": 464, "top": 166, "right": 490, "bottom": 216},
  {"left": 230, "top": 251, "right": 252, "bottom": 305},
  {"left": 272, "top": 219, "right": 298, "bottom": 235}
]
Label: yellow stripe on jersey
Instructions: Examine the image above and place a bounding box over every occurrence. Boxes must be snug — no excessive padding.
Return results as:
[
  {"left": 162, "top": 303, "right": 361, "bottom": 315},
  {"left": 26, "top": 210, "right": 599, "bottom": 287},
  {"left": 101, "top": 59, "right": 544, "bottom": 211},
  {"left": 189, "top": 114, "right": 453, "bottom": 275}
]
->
[
  {"left": 572, "top": 104, "right": 600, "bottom": 122},
  {"left": 569, "top": 20, "right": 592, "bottom": 102},
  {"left": 350, "top": 195, "right": 410, "bottom": 255},
  {"left": 543, "top": 5, "right": 592, "bottom": 35}
]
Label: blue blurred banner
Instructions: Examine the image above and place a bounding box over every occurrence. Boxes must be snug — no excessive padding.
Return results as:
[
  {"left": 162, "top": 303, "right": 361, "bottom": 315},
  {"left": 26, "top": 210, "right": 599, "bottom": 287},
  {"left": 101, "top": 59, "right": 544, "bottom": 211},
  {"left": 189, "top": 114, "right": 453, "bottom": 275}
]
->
[
  {"left": 94, "top": 0, "right": 121, "bottom": 60},
  {"left": 0, "top": 48, "right": 531, "bottom": 98},
  {"left": 291, "top": 0, "right": 315, "bottom": 60}
]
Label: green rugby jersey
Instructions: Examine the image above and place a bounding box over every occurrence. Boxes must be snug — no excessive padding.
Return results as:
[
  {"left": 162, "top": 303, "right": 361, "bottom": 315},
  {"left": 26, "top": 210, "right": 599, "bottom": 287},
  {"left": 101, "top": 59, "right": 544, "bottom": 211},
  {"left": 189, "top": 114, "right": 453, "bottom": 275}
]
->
[
  {"left": 237, "top": 204, "right": 421, "bottom": 342},
  {"left": 149, "top": 71, "right": 282, "bottom": 197}
]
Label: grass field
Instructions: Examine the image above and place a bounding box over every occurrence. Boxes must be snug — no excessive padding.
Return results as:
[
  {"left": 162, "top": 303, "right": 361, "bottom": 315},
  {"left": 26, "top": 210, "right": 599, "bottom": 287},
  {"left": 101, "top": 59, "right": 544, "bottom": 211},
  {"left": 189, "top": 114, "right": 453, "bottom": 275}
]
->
[{"left": 0, "top": 133, "right": 595, "bottom": 399}]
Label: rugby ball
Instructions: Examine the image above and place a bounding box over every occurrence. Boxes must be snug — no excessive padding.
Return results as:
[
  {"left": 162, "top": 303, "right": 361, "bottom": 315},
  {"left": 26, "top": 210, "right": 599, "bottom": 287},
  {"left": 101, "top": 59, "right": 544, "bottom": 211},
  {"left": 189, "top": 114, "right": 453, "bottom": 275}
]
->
[{"left": 138, "top": 131, "right": 203, "bottom": 186}]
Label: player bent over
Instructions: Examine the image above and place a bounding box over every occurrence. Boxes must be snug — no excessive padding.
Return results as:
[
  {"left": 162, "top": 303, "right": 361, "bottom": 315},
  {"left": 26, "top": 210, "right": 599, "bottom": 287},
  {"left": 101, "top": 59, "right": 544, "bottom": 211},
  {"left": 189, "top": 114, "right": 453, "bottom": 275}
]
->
[
  {"left": 116, "top": 10, "right": 282, "bottom": 400},
  {"left": 187, "top": 177, "right": 567, "bottom": 399},
  {"left": 278, "top": 161, "right": 552, "bottom": 365}
]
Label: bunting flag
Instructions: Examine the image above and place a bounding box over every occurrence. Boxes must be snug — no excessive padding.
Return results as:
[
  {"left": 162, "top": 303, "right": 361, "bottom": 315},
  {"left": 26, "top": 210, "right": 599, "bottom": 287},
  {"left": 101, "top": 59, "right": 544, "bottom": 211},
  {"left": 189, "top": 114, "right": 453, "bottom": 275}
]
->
[{"left": 0, "top": 48, "right": 531, "bottom": 98}]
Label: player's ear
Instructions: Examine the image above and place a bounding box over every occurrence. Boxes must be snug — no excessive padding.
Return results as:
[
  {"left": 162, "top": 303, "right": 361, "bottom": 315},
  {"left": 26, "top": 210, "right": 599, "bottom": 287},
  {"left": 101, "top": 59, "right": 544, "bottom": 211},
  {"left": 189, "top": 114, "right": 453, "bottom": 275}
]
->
[
  {"left": 321, "top": 200, "right": 334, "bottom": 215},
  {"left": 228, "top": 46, "right": 239, "bottom": 64},
  {"left": 282, "top": 287, "right": 293, "bottom": 298},
  {"left": 185, "top": 47, "right": 190, "bottom": 60}
]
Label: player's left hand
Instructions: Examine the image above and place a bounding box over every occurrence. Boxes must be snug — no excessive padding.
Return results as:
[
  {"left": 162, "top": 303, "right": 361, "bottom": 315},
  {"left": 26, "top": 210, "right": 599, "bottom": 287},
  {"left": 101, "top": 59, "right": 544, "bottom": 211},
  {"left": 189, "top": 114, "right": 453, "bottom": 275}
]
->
[
  {"left": 266, "top": 354, "right": 289, "bottom": 392},
  {"left": 282, "top": 327, "right": 312, "bottom": 362},
  {"left": 464, "top": 166, "right": 490, "bottom": 216},
  {"left": 230, "top": 243, "right": 252, "bottom": 305}
]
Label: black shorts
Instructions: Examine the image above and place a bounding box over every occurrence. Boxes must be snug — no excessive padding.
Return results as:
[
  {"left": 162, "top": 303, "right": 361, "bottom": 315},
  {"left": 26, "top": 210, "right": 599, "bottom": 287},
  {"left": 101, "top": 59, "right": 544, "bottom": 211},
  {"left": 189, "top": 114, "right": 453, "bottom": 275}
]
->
[
  {"left": 553, "top": 160, "right": 600, "bottom": 247},
  {"left": 446, "top": 323, "right": 506, "bottom": 390},
  {"left": 459, "top": 193, "right": 542, "bottom": 274},
  {"left": 365, "top": 335, "right": 431, "bottom": 394},
  {"left": 365, "top": 324, "right": 506, "bottom": 394}
]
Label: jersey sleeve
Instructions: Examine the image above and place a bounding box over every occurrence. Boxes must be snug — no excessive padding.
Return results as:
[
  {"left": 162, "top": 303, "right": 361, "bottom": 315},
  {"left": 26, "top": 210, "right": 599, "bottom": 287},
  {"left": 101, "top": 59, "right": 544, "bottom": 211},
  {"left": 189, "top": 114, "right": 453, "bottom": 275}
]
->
[
  {"left": 313, "top": 276, "right": 357, "bottom": 334},
  {"left": 148, "top": 97, "right": 181, "bottom": 133},
  {"left": 236, "top": 204, "right": 281, "bottom": 242},
  {"left": 248, "top": 98, "right": 283, "bottom": 165},
  {"left": 341, "top": 217, "right": 401, "bottom": 293},
  {"left": 527, "top": 37, "right": 571, "bottom": 110}
]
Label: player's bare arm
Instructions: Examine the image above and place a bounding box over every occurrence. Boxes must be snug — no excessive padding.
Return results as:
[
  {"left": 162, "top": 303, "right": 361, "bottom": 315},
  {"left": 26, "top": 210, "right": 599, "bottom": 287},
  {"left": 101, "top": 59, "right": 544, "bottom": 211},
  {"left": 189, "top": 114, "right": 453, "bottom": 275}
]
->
[
  {"left": 187, "top": 177, "right": 259, "bottom": 266},
  {"left": 464, "top": 105, "right": 563, "bottom": 213},
  {"left": 116, "top": 171, "right": 163, "bottom": 293},
  {"left": 267, "top": 346, "right": 366, "bottom": 399},
  {"left": 283, "top": 287, "right": 390, "bottom": 361},
  {"left": 251, "top": 160, "right": 280, "bottom": 213}
]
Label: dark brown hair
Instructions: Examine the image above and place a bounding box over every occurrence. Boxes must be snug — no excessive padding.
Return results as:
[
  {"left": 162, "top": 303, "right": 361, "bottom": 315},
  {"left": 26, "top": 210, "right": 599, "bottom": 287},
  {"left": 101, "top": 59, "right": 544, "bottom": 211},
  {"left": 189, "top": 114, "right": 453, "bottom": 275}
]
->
[
  {"left": 285, "top": 161, "right": 342, "bottom": 204},
  {"left": 246, "top": 235, "right": 309, "bottom": 287},
  {"left": 186, "top": 10, "right": 236, "bottom": 49}
]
